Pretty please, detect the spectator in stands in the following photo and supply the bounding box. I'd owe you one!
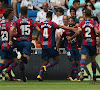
[67,0,83,18]
[68,7,79,23]
[50,0,67,15]
[36,2,54,24]
[90,0,97,6]
[84,1,97,16]
[31,0,50,11]
[52,7,64,40]
[21,0,33,10]
[0,1,5,20]
[79,16,85,23]
[66,0,85,10]
[82,7,86,18]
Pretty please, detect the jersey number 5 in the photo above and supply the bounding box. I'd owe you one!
[20,25,30,35]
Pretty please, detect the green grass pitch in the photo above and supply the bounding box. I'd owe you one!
[0,80,100,90]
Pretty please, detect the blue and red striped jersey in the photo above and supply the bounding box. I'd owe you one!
[0,20,12,50]
[13,17,37,41]
[39,20,59,49]
[78,19,98,46]
[61,27,78,50]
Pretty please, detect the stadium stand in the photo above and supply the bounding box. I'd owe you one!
[27,10,39,21]
[17,3,21,15]
[8,0,12,7]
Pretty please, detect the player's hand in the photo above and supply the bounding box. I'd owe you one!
[67,36,72,41]
[9,41,13,46]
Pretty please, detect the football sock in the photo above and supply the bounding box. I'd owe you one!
[80,59,86,71]
[39,63,47,77]
[92,61,96,76]
[46,60,58,69]
[3,60,13,69]
[7,61,18,72]
[0,63,4,73]
[19,61,25,77]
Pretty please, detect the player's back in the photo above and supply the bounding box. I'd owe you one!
[13,17,36,41]
[0,19,12,50]
[39,20,59,49]
[79,19,98,46]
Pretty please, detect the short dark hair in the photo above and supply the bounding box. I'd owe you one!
[85,9,92,17]
[3,9,13,19]
[55,7,64,15]
[21,6,28,15]
[70,7,76,13]
[46,11,53,18]
[73,0,80,4]
[68,17,75,22]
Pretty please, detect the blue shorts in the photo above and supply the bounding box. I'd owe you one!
[1,48,17,60]
[41,47,59,60]
[14,41,32,56]
[66,49,80,61]
[80,45,97,56]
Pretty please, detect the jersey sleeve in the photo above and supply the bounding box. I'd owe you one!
[53,22,59,28]
[12,20,17,28]
[94,21,98,28]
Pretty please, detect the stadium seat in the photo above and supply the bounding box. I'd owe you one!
[27,10,39,21]
[8,0,12,7]
[17,3,21,15]
[36,44,41,48]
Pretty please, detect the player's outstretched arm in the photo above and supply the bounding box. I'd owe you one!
[9,26,16,45]
[57,37,62,54]
[94,28,100,35]
[59,25,76,32]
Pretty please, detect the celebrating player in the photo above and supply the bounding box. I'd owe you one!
[0,9,18,79]
[57,16,80,81]
[67,9,100,81]
[9,6,40,82]
[37,11,77,81]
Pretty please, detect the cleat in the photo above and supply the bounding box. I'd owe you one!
[37,75,43,81]
[93,75,96,81]
[77,79,81,81]
[80,71,84,81]
[42,66,47,75]
[10,77,18,81]
[22,76,27,82]
[2,71,10,79]
[69,77,74,81]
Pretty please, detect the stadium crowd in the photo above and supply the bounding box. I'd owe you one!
[0,0,100,82]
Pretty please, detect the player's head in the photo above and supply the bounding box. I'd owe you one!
[21,6,28,16]
[63,16,68,26]
[70,7,76,17]
[46,11,53,20]
[3,8,13,20]
[68,17,75,27]
[42,2,49,12]
[85,9,92,17]
[73,0,80,9]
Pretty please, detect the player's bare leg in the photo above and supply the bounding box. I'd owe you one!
[91,56,96,81]
[80,54,88,81]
